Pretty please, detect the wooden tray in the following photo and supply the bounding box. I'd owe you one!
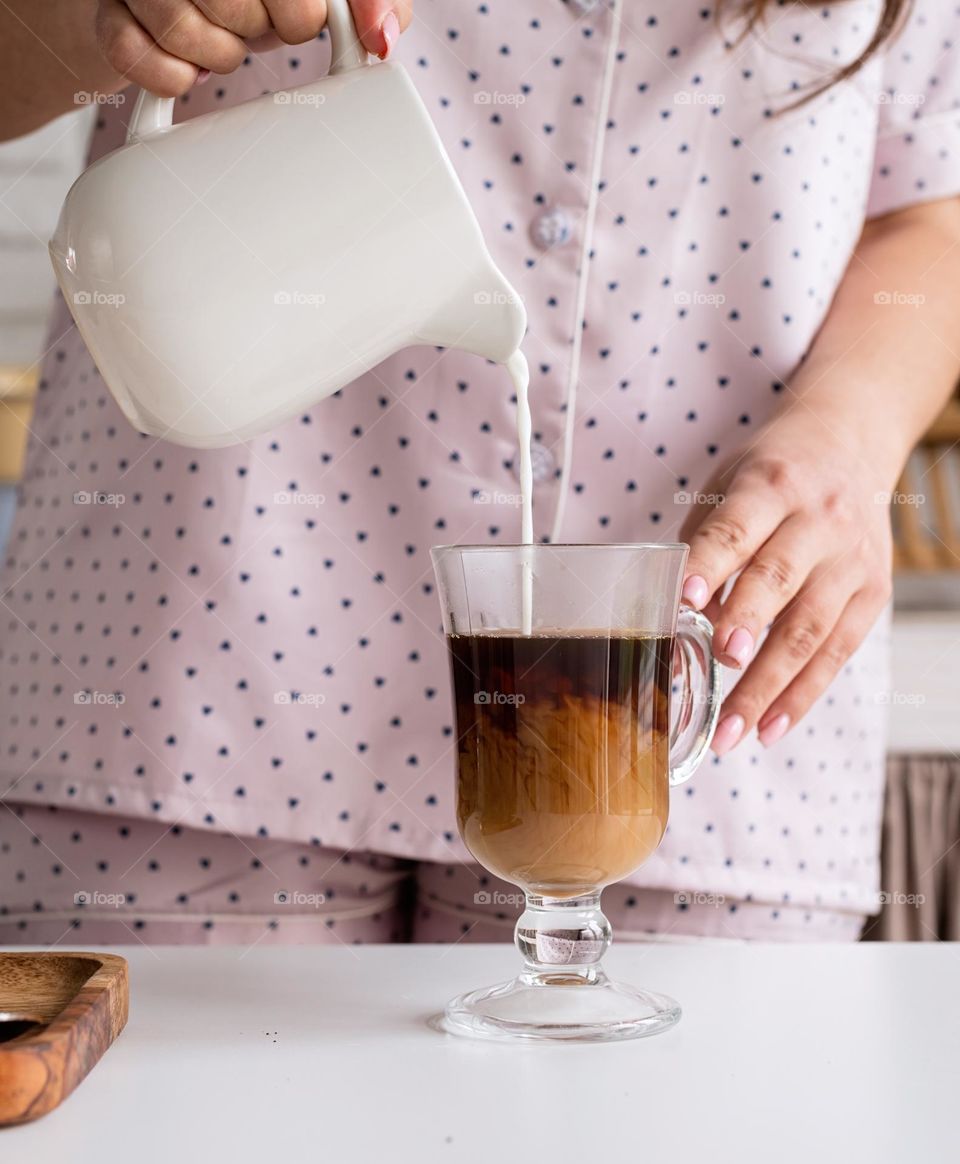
[0,952,128,1125]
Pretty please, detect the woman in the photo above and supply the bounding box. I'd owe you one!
[0,0,957,945]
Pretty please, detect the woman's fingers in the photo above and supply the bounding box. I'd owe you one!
[712,566,853,755]
[709,515,823,669]
[98,0,203,95]
[755,587,887,747]
[346,2,413,57]
[198,0,273,39]
[261,0,327,44]
[125,0,248,72]
[246,2,411,57]
[99,0,414,94]
[680,466,791,611]
[260,0,414,53]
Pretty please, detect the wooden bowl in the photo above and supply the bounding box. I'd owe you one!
[0,952,128,1125]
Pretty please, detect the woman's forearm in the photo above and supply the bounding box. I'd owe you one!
[783,197,960,488]
[681,195,960,751]
[0,0,123,141]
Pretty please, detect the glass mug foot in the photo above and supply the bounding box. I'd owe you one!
[438,976,681,1044]
[436,893,680,1044]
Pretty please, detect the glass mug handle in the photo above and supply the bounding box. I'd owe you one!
[669,607,723,787]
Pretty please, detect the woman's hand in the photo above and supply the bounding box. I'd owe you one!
[679,411,894,755]
[679,196,960,757]
[96,0,413,96]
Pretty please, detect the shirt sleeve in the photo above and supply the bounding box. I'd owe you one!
[867,0,960,218]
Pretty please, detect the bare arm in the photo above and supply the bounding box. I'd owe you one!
[0,0,124,141]
[790,197,960,477]
[680,196,960,752]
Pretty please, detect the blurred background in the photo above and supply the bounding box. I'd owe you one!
[1,109,958,940]
[0,109,90,547]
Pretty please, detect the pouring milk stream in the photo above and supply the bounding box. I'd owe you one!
[50,0,537,633]
[507,352,535,635]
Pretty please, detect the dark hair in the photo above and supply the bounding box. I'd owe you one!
[722,0,913,105]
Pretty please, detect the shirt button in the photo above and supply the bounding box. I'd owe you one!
[530,208,572,250]
[515,440,555,485]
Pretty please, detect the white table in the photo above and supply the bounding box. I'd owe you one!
[5,943,959,1163]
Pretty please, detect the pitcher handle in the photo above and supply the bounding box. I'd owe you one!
[125,0,369,144]
[326,0,370,74]
[669,607,722,787]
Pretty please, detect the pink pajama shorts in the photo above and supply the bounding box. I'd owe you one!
[0,803,865,945]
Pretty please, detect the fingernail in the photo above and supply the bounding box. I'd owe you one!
[681,575,709,610]
[719,626,754,669]
[712,713,745,756]
[758,712,790,748]
[196,68,211,85]
[378,11,400,59]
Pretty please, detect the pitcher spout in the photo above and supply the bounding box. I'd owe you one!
[417,260,527,363]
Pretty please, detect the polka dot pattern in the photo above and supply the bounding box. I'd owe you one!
[0,803,410,945]
[2,3,959,922]
[0,803,864,943]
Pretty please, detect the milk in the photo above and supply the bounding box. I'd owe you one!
[506,350,534,636]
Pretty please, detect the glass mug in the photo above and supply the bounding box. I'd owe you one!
[430,544,722,1042]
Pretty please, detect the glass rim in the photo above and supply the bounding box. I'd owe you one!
[431,542,688,553]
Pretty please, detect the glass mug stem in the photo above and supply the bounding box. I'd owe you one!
[516,893,611,986]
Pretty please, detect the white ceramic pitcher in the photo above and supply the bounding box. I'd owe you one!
[49,0,526,448]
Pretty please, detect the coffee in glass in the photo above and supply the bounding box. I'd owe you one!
[431,544,721,1042]
[450,630,671,897]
